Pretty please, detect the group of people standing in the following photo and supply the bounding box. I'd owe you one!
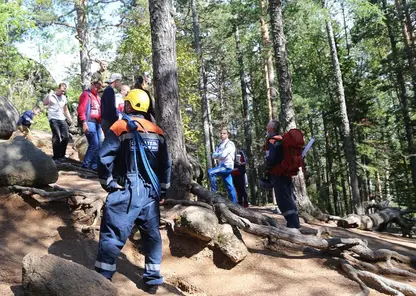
[208,120,300,229]
[15,59,300,293]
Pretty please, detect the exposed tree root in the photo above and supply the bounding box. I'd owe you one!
[191,182,278,227]
[341,261,416,296]
[187,182,416,295]
[10,185,105,226]
[56,163,97,177]
[161,199,213,210]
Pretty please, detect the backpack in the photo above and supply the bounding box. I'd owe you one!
[270,129,305,176]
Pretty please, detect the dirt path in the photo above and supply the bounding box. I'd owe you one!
[0,131,415,296]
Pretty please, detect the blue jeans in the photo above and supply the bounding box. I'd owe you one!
[208,164,237,203]
[83,122,101,170]
[271,175,300,228]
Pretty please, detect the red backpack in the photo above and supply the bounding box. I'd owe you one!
[270,129,305,176]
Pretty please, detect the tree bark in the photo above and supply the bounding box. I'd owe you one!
[149,0,193,199]
[191,0,214,172]
[335,126,350,215]
[268,0,296,130]
[269,0,322,217]
[75,0,91,90]
[394,0,416,107]
[337,208,404,230]
[235,25,258,205]
[309,116,323,208]
[260,0,277,121]
[322,112,335,213]
[324,4,362,215]
[382,0,416,199]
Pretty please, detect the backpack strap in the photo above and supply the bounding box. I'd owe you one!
[85,90,92,122]
[122,114,161,201]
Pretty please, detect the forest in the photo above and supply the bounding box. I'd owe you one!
[2,0,415,216]
[1,0,416,295]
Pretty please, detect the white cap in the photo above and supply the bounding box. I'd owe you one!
[106,73,122,83]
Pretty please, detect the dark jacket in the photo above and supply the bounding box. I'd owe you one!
[101,86,118,123]
[265,133,284,174]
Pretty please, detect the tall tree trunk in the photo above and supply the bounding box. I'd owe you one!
[75,0,91,90]
[340,0,350,57]
[334,126,349,215]
[382,0,416,199]
[260,0,277,120]
[394,0,416,107]
[323,113,336,214]
[324,5,362,215]
[335,127,350,215]
[269,0,296,130]
[309,116,323,203]
[235,25,258,205]
[191,0,214,171]
[149,0,193,199]
[269,0,321,218]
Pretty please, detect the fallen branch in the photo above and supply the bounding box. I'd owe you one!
[56,163,97,176]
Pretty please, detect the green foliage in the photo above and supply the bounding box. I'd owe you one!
[2,0,415,210]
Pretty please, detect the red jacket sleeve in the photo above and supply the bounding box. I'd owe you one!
[77,91,89,123]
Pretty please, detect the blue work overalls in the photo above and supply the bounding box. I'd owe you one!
[95,115,171,286]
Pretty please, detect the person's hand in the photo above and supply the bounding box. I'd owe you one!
[212,152,220,159]
[67,119,73,127]
[82,122,89,134]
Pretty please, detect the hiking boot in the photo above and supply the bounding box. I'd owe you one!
[144,284,159,294]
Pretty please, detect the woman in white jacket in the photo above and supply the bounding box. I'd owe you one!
[208,128,237,203]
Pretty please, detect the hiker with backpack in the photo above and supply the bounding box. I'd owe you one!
[232,150,249,207]
[208,128,238,203]
[264,120,301,228]
[77,79,103,171]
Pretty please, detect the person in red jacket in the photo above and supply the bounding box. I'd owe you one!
[77,79,103,171]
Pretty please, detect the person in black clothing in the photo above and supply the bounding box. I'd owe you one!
[134,74,155,123]
[232,150,249,208]
[101,73,122,136]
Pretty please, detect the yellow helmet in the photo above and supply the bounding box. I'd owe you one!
[124,89,150,113]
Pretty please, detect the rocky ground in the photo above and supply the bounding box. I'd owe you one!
[0,130,415,296]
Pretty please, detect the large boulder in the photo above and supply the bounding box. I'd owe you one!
[174,206,219,241]
[0,97,19,140]
[0,137,58,186]
[22,253,117,296]
[215,224,248,263]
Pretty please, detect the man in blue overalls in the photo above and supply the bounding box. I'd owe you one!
[95,89,171,294]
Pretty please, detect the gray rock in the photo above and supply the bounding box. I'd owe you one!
[174,206,218,241]
[215,224,248,263]
[73,135,88,162]
[22,253,117,296]
[0,137,58,186]
[0,97,19,140]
